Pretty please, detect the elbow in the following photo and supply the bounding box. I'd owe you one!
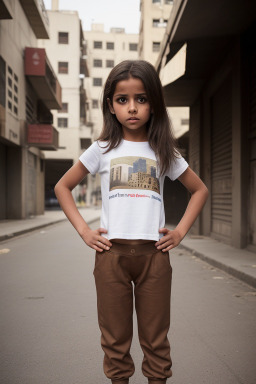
[203,184,209,202]
[54,181,61,198]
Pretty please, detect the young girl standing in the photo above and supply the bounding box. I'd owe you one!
[55,60,208,384]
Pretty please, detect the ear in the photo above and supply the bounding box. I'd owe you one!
[107,98,115,114]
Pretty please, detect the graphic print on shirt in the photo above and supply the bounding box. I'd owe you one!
[109,156,160,194]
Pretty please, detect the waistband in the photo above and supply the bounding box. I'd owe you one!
[108,241,160,256]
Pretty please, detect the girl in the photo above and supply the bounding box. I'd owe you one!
[55,60,208,384]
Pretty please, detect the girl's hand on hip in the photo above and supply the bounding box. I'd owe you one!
[155,228,182,252]
[81,227,112,252]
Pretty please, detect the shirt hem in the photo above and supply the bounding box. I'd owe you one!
[102,233,161,241]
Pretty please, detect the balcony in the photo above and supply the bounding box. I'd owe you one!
[20,0,49,38]
[27,124,59,151]
[25,47,62,110]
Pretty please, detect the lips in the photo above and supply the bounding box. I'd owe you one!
[127,117,139,120]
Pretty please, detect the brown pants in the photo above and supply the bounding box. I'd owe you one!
[93,241,172,384]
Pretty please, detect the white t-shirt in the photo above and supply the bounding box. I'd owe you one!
[79,139,188,241]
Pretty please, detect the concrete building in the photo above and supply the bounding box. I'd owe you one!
[156,0,256,252]
[84,24,139,205]
[138,0,190,225]
[85,23,139,139]
[0,0,61,219]
[38,1,91,206]
[138,0,189,139]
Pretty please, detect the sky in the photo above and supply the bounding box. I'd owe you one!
[43,0,141,34]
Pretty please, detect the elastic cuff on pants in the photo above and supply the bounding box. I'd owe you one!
[111,380,129,384]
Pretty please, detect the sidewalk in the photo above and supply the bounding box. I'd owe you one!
[169,228,256,289]
[0,207,101,242]
[0,211,255,288]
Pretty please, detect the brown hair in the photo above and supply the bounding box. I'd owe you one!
[96,60,179,176]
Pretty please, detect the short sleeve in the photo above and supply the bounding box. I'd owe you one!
[79,141,100,175]
[165,154,189,181]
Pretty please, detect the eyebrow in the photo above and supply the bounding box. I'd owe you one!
[114,93,147,97]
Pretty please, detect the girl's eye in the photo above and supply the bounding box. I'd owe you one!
[117,97,127,104]
[137,97,147,103]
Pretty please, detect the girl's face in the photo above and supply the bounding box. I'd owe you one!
[107,77,151,139]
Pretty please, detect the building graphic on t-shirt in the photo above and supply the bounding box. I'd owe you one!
[110,156,160,194]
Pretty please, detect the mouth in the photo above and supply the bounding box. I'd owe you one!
[127,117,139,121]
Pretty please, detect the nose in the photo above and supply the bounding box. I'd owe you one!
[128,100,137,113]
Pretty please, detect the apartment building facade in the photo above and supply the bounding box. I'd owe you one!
[84,24,139,205]
[38,3,91,206]
[0,0,61,219]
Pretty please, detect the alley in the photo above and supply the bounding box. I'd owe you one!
[0,219,255,384]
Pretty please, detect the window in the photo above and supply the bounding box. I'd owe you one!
[7,64,18,115]
[181,119,189,125]
[92,99,99,109]
[165,0,173,4]
[0,56,6,108]
[129,43,138,51]
[58,62,68,74]
[152,0,160,3]
[106,42,114,50]
[93,78,102,86]
[153,19,168,27]
[93,59,103,67]
[58,32,69,44]
[94,41,102,49]
[152,42,161,52]
[153,19,160,27]
[58,118,68,128]
[106,60,114,68]
[58,103,68,113]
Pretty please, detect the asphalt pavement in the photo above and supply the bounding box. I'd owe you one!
[0,219,255,384]
[0,207,255,288]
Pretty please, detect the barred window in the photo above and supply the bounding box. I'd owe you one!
[93,59,103,67]
[94,41,102,49]
[93,78,102,86]
[58,118,68,128]
[58,32,69,44]
[129,43,138,51]
[58,62,68,74]
[106,60,114,68]
[106,42,114,50]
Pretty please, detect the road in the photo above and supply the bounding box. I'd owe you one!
[0,219,255,384]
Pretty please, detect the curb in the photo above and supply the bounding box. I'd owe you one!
[178,243,256,289]
[0,216,100,243]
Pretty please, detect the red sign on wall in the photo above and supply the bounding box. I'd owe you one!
[25,48,46,76]
[27,124,53,144]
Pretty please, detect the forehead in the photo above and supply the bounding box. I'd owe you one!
[114,77,146,94]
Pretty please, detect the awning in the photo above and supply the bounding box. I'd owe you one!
[19,0,49,39]
[27,124,59,151]
[25,47,62,110]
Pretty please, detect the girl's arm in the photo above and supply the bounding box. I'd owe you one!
[54,161,112,252]
[156,167,209,252]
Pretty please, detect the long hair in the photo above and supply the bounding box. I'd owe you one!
[96,60,179,176]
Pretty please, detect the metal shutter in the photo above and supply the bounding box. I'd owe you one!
[211,76,232,241]
[248,50,256,248]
